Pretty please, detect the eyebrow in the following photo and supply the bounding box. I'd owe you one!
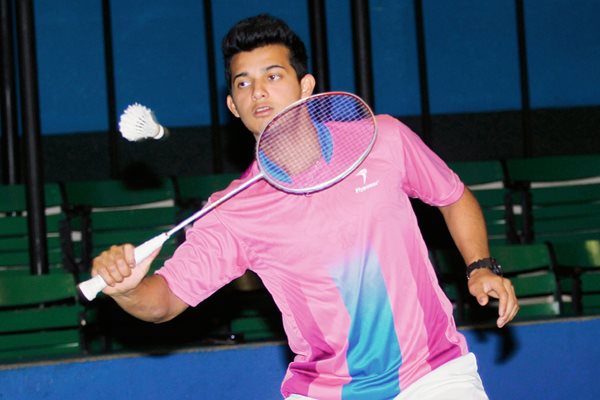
[232,64,286,83]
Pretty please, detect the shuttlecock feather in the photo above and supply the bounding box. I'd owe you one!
[119,103,166,141]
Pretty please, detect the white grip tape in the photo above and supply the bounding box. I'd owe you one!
[77,233,169,301]
[134,233,168,264]
[78,275,107,301]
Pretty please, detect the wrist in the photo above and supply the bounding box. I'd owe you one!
[110,279,145,302]
[466,257,503,279]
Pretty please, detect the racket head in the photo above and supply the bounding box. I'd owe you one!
[255,92,377,194]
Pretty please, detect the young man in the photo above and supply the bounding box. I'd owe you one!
[93,14,519,399]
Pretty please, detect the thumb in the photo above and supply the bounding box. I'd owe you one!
[470,282,490,306]
[477,293,489,306]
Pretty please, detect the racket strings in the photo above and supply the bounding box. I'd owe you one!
[258,94,375,191]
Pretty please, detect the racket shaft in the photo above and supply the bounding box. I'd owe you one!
[167,173,262,237]
[79,175,262,301]
[77,233,169,301]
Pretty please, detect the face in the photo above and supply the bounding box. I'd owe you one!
[226,44,315,140]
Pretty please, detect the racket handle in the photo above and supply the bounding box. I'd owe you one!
[78,275,107,301]
[78,233,169,301]
[134,233,169,264]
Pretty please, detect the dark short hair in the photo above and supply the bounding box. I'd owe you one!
[222,14,308,90]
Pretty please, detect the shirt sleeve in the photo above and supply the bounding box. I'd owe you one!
[155,209,249,307]
[380,115,464,206]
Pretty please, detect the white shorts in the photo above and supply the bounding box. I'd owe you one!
[394,353,488,400]
[285,353,488,400]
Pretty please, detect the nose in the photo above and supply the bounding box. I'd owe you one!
[251,81,267,101]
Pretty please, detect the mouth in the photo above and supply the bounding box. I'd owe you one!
[254,105,273,118]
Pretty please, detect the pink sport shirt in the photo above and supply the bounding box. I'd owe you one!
[157,115,468,399]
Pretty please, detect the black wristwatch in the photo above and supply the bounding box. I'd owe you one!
[466,257,503,279]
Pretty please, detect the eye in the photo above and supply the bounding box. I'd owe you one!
[268,73,281,81]
[237,80,251,88]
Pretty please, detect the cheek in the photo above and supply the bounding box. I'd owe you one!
[231,98,250,118]
[274,83,302,100]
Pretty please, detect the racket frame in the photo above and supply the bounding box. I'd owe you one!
[255,91,378,194]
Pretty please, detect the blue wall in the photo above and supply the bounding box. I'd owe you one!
[1,317,599,399]
[26,0,600,135]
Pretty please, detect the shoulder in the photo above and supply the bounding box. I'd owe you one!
[375,114,421,143]
[371,114,426,161]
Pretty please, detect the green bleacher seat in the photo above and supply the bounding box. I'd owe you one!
[551,240,600,316]
[506,154,600,243]
[0,270,90,364]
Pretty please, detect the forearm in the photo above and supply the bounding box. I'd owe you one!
[439,188,489,265]
[439,189,520,327]
[110,274,186,323]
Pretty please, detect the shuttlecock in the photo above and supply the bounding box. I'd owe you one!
[119,103,167,141]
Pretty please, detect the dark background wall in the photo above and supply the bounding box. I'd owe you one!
[1,0,600,182]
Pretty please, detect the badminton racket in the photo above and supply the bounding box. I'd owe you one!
[79,91,377,300]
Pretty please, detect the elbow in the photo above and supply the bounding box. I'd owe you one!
[126,275,183,324]
[146,296,182,324]
[128,303,173,324]
[148,307,174,324]
[153,309,180,324]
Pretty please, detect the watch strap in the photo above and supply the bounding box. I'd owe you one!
[466,257,503,279]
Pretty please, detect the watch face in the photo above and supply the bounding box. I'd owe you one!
[488,258,503,276]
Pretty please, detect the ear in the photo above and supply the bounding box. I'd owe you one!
[226,95,240,118]
[300,74,316,98]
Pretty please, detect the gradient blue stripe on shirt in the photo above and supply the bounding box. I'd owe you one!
[331,252,402,399]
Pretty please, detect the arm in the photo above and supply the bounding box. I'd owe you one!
[92,244,188,323]
[438,188,519,328]
[438,188,489,265]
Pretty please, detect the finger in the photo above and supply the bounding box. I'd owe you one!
[93,254,117,286]
[505,304,518,325]
[497,280,519,327]
[115,255,133,279]
[496,282,509,318]
[504,284,520,323]
[510,301,520,322]
[470,287,489,306]
[114,244,135,277]
[105,258,124,283]
[122,243,136,267]
[96,245,130,285]
[469,281,490,306]
[507,284,519,321]
[493,282,510,327]
[478,293,490,306]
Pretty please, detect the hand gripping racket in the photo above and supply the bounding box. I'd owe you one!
[78,91,377,300]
